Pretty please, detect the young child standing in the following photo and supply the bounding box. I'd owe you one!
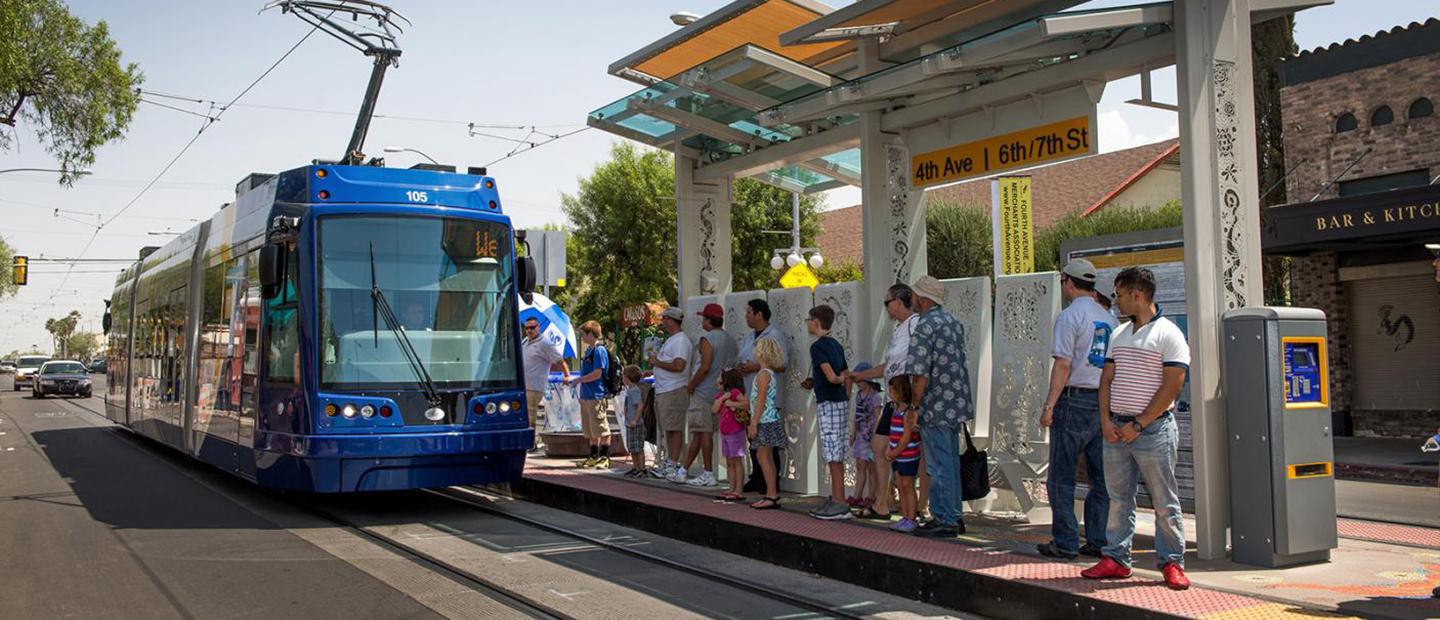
[886,375,922,533]
[712,368,749,501]
[848,362,882,510]
[621,365,648,477]
[803,305,851,521]
[748,338,787,510]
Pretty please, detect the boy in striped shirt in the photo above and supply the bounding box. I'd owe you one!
[1082,267,1192,591]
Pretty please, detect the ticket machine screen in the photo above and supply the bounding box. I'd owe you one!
[1282,340,1324,405]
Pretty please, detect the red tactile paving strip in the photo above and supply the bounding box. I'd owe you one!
[1337,517,1440,549]
[525,467,1302,618]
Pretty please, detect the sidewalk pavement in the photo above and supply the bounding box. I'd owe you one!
[1334,436,1439,487]
[523,454,1440,620]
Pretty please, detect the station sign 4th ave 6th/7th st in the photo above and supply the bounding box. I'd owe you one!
[911,116,1093,189]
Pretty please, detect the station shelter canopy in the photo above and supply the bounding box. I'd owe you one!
[587,0,1187,194]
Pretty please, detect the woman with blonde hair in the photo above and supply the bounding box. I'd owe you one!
[748,338,787,509]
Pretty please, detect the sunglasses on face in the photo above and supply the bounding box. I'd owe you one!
[881,297,896,308]
[525,324,539,331]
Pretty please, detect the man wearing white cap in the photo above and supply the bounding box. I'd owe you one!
[905,275,975,538]
[650,306,691,477]
[1036,259,1116,560]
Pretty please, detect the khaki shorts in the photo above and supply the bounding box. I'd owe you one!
[525,390,544,428]
[655,389,689,434]
[580,399,609,440]
[686,392,716,433]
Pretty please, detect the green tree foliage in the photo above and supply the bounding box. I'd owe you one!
[815,259,863,284]
[44,309,81,357]
[925,196,1184,280]
[1252,16,1298,305]
[65,331,100,361]
[0,0,143,185]
[925,195,993,280]
[0,236,17,300]
[558,143,825,341]
[730,178,823,292]
[1033,201,1184,272]
[560,143,677,335]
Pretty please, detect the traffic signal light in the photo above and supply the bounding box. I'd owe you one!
[12,256,26,286]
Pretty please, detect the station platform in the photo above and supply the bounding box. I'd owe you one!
[514,455,1440,620]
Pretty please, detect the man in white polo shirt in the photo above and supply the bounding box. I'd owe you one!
[1082,267,1191,591]
[649,307,692,478]
[1037,259,1115,560]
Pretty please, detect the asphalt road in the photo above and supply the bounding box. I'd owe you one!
[0,375,965,620]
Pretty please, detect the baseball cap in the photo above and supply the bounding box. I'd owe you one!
[698,303,724,320]
[660,306,684,322]
[1061,258,1098,283]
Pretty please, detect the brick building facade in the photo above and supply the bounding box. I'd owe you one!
[1269,19,1440,437]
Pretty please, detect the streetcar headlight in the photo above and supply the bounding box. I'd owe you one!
[485,402,497,415]
[498,401,511,413]
[424,407,446,421]
[360,404,375,419]
[342,404,357,419]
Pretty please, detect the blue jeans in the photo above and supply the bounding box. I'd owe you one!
[1046,390,1108,554]
[920,422,962,527]
[1101,413,1185,568]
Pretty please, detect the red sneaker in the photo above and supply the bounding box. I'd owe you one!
[1162,563,1190,590]
[1081,556,1132,580]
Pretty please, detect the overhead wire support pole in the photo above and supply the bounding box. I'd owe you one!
[264,0,409,165]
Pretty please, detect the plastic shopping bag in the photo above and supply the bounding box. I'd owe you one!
[543,377,582,432]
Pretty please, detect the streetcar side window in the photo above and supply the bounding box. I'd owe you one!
[265,243,301,384]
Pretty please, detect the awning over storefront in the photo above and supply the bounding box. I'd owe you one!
[1261,184,1440,255]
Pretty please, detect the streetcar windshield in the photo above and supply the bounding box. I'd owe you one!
[318,215,519,389]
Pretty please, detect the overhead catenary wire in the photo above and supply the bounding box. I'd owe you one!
[138,88,584,130]
[47,11,332,305]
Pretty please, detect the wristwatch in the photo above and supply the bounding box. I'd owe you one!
[1130,420,1144,433]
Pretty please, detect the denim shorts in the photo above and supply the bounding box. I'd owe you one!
[892,458,920,477]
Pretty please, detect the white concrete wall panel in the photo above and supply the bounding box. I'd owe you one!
[767,286,817,495]
[942,276,993,439]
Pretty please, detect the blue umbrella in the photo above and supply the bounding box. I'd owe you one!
[518,292,578,358]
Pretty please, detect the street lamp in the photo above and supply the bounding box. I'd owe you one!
[383,146,440,165]
[670,11,700,26]
[768,191,823,272]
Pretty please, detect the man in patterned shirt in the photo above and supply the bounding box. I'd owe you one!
[905,275,974,538]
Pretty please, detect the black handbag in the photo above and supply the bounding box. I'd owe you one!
[960,422,990,501]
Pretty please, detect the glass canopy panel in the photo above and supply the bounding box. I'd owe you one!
[765,1,1172,113]
[819,148,861,178]
[589,85,680,143]
[753,164,837,194]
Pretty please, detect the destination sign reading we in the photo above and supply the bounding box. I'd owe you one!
[911,116,1094,189]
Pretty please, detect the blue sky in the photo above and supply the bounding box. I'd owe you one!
[2,0,1437,353]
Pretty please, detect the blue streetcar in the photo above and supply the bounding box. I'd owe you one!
[103,164,535,492]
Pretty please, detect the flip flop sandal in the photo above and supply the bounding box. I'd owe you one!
[750,497,781,510]
[856,507,892,521]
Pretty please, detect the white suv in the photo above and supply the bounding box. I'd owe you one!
[13,356,51,391]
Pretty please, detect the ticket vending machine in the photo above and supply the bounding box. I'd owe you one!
[1222,307,1337,568]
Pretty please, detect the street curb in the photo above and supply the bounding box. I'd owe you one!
[1335,462,1438,487]
[514,473,1193,620]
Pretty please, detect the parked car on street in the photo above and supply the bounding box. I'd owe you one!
[32,360,93,399]
[13,356,51,391]
[89,359,107,374]
[0,361,15,374]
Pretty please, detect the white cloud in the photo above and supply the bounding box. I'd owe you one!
[1097,109,1179,153]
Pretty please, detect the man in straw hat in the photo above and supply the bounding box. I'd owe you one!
[904,275,975,538]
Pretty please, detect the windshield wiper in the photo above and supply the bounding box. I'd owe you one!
[369,243,443,407]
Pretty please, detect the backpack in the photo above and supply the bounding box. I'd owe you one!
[588,344,625,397]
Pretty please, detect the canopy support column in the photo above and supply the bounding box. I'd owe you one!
[859,40,926,363]
[1176,0,1266,561]
[676,152,731,303]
